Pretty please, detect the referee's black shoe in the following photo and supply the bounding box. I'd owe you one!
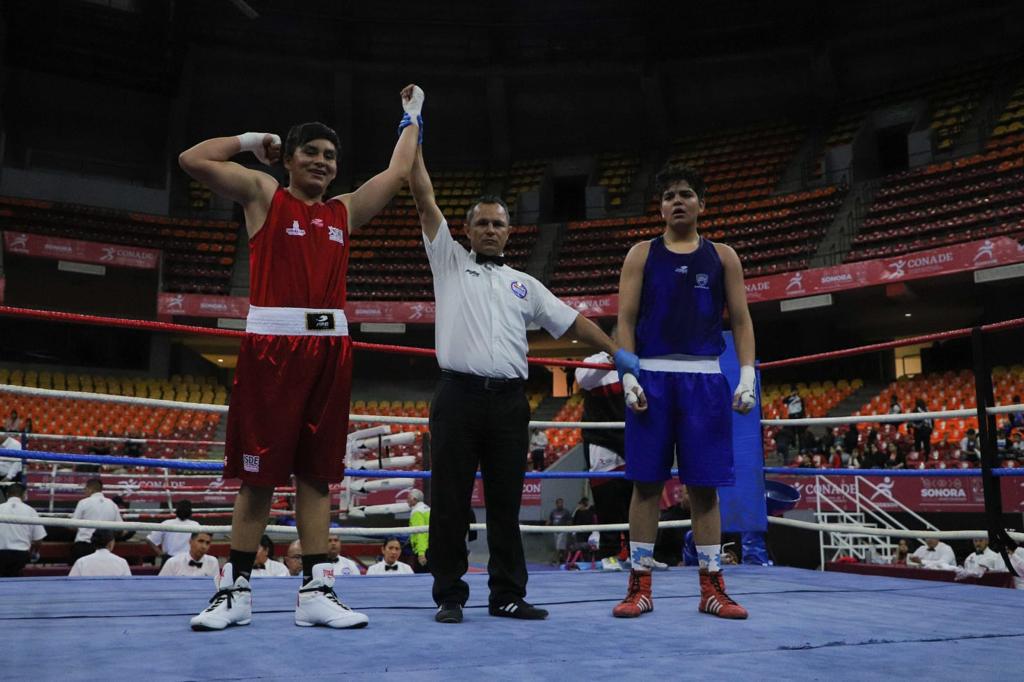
[488,599,548,620]
[435,602,463,623]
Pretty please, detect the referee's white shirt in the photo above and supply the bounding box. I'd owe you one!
[251,558,290,577]
[158,552,219,577]
[0,496,46,551]
[424,219,578,378]
[71,492,123,543]
[963,548,1006,573]
[366,560,414,575]
[148,518,200,557]
[69,548,131,577]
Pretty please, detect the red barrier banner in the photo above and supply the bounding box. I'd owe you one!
[770,474,1024,513]
[3,231,160,269]
[158,292,249,318]
[744,236,1024,303]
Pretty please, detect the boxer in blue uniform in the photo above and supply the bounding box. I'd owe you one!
[611,164,756,620]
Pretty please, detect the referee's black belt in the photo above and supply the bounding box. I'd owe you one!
[441,369,525,392]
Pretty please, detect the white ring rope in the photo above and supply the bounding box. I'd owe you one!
[767,516,1024,542]
[762,403,1024,427]
[0,514,691,537]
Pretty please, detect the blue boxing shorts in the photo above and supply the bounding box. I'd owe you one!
[624,356,735,487]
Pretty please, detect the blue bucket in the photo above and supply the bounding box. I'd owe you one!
[764,479,800,515]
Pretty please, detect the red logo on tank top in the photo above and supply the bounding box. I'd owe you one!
[285,220,306,237]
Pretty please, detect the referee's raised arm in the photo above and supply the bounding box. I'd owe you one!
[410,146,445,241]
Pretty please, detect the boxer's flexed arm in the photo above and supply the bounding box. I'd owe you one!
[179,133,279,238]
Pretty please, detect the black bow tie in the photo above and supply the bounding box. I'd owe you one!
[253,563,266,570]
[384,564,398,571]
[926,548,935,552]
[189,559,204,568]
[474,253,504,267]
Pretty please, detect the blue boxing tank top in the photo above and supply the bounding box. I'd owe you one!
[634,235,727,358]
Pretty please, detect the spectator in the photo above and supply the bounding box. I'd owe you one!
[159,532,219,577]
[828,446,845,469]
[864,443,887,469]
[22,418,33,436]
[847,447,862,469]
[865,428,879,450]
[1010,432,1024,460]
[884,443,905,469]
[960,429,981,463]
[773,426,794,463]
[547,497,573,565]
[529,428,548,472]
[842,425,859,455]
[955,538,1005,581]
[69,530,131,577]
[910,398,933,455]
[783,389,806,449]
[907,538,956,569]
[1009,395,1024,431]
[70,478,123,563]
[251,535,290,577]
[890,538,910,565]
[408,488,430,572]
[567,497,598,569]
[654,485,690,567]
[283,539,303,577]
[3,410,23,433]
[889,395,902,416]
[122,433,144,458]
[327,533,362,575]
[0,435,25,496]
[366,537,414,575]
[147,500,200,562]
[0,483,46,576]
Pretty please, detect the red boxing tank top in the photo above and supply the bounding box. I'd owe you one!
[248,187,351,308]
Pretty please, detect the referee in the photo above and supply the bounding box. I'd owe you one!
[409,146,638,624]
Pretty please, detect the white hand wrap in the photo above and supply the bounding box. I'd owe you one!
[236,132,280,165]
[734,364,756,409]
[622,373,645,409]
[403,86,425,118]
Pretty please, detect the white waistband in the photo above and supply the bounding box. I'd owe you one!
[246,305,349,336]
[639,355,721,374]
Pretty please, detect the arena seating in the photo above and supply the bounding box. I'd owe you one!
[986,76,1024,149]
[551,184,845,295]
[0,196,238,294]
[545,394,584,465]
[760,379,860,456]
[595,152,640,208]
[846,143,1024,261]
[505,159,547,218]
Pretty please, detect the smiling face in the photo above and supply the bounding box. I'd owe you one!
[464,202,510,257]
[659,180,705,234]
[284,138,337,199]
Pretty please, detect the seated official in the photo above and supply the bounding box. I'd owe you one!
[159,532,219,577]
[366,537,414,575]
[69,530,131,577]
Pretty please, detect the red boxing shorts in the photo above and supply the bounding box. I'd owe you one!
[224,306,354,486]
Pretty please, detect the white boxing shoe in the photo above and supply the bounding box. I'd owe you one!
[190,562,252,631]
[295,563,369,629]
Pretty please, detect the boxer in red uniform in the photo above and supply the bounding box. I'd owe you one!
[179,84,424,631]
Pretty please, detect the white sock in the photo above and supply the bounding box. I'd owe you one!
[629,542,655,572]
[696,544,722,573]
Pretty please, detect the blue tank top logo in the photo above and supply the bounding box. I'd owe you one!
[635,236,727,358]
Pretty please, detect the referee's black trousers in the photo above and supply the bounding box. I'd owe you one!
[428,374,530,607]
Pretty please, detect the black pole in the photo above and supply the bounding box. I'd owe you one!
[970,327,1017,569]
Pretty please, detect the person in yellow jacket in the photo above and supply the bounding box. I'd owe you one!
[409,488,431,572]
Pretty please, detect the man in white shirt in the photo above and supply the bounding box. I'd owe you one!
[1011,546,1024,589]
[0,436,25,498]
[159,532,219,577]
[327,533,362,575]
[250,534,290,577]
[147,500,200,561]
[907,538,956,569]
[956,537,1007,580]
[529,429,549,472]
[69,530,131,577]
[283,539,303,577]
[409,147,628,625]
[366,537,414,575]
[0,483,46,576]
[70,478,123,563]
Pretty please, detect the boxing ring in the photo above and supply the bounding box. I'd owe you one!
[2,305,1024,680]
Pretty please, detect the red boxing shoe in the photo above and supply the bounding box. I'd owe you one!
[612,570,653,618]
[698,570,748,620]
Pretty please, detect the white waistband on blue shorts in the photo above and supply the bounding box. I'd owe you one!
[639,354,721,374]
[245,305,349,336]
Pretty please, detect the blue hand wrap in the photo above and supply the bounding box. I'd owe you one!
[613,348,641,384]
[398,113,424,144]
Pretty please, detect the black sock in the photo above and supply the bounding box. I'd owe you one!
[229,549,257,582]
[303,554,328,583]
